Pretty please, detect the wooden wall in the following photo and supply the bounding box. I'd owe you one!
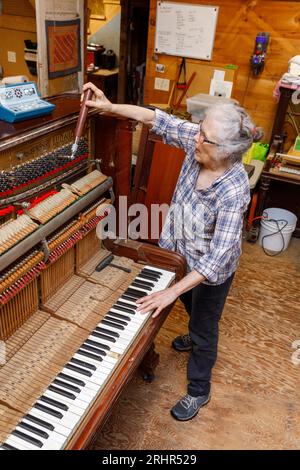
[88,0,120,37]
[144,0,300,141]
[0,1,37,82]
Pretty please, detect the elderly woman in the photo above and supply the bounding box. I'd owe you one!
[83,83,263,421]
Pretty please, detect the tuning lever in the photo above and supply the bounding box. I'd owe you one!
[75,88,93,139]
[95,253,114,272]
[70,88,93,159]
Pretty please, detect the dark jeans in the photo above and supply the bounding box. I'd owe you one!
[180,273,235,397]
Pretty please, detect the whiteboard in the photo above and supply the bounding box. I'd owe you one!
[154,1,219,60]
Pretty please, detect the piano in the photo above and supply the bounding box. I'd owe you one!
[0,96,186,450]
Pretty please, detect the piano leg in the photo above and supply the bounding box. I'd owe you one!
[139,342,159,382]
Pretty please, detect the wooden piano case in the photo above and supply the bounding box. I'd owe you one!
[0,97,186,450]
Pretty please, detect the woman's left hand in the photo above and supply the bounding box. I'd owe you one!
[136,288,178,318]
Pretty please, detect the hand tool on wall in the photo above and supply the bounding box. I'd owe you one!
[173,71,196,110]
[176,58,187,89]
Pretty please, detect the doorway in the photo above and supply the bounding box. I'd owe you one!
[118,0,150,104]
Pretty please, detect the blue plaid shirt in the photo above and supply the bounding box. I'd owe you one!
[151,109,250,286]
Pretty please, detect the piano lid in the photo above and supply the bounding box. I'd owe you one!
[0,94,98,153]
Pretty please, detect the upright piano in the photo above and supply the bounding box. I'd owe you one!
[0,95,185,450]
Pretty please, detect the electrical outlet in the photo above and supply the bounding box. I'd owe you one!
[154,77,170,91]
[7,51,16,63]
[161,78,170,91]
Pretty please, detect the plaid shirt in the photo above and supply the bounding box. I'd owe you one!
[151,109,250,285]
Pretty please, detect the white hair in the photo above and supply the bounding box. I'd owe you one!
[204,102,264,164]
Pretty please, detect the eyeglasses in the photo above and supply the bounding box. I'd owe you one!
[198,129,221,147]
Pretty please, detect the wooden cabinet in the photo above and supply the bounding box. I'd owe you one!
[255,83,300,238]
[87,68,119,102]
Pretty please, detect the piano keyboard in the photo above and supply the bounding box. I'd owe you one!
[0,265,175,450]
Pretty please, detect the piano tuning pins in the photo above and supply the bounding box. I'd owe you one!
[0,139,89,195]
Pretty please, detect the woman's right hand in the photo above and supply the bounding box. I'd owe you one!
[82,82,114,114]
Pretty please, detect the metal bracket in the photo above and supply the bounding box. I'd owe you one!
[41,239,50,263]
[109,188,115,204]
[14,201,31,217]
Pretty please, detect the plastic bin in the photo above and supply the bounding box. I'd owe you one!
[186,93,236,123]
[258,207,297,253]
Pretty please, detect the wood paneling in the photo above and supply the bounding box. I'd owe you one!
[2,0,35,17]
[144,0,300,140]
[0,23,37,82]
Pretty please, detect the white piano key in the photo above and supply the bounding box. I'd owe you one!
[109,307,144,326]
[104,316,139,333]
[35,399,81,429]
[92,327,130,345]
[6,435,38,451]
[71,356,115,377]
[26,408,72,438]
[21,416,67,448]
[43,389,88,413]
[61,367,105,389]
[75,351,118,369]
[53,379,96,400]
[81,344,119,365]
[87,334,125,354]
[73,353,117,374]
[58,370,100,392]
[96,323,133,341]
[15,424,66,450]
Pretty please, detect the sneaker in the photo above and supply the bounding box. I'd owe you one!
[172,334,192,351]
[170,393,211,421]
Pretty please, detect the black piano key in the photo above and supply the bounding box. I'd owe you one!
[85,338,110,350]
[131,281,152,291]
[48,385,77,400]
[114,301,137,312]
[105,315,128,326]
[132,279,155,288]
[121,294,138,303]
[106,311,131,322]
[101,319,125,330]
[1,443,18,450]
[12,429,43,448]
[24,414,54,432]
[18,421,49,439]
[140,270,160,279]
[70,357,96,371]
[95,326,119,338]
[125,287,147,297]
[58,372,85,387]
[138,272,159,281]
[81,343,106,356]
[65,363,92,377]
[91,331,116,343]
[34,403,63,419]
[141,267,162,277]
[77,348,103,362]
[40,396,69,412]
[53,379,81,394]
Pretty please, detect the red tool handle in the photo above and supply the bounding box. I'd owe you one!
[74,88,93,139]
